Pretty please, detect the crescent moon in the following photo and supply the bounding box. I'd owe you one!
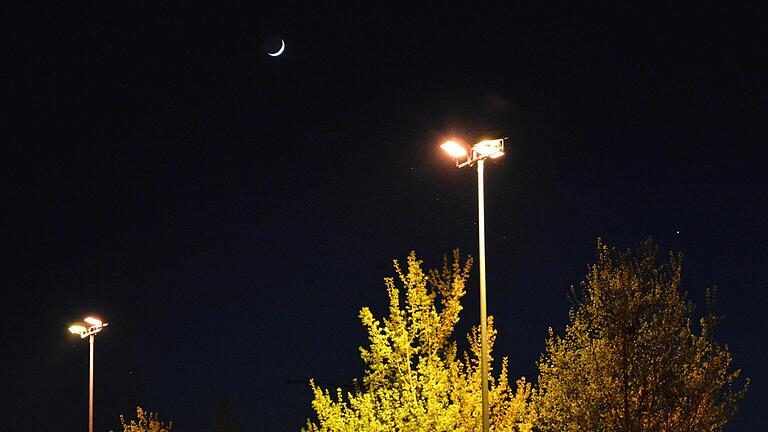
[268,39,285,57]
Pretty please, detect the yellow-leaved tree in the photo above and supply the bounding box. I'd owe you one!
[303,250,533,432]
[119,406,172,432]
[533,239,749,432]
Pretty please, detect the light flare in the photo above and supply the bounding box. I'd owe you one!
[69,325,86,334]
[441,140,469,158]
[84,317,102,326]
[473,139,504,158]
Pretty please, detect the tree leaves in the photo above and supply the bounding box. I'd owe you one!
[534,239,749,432]
[119,406,172,432]
[304,251,533,432]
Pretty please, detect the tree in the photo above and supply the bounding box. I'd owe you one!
[303,250,533,432]
[119,406,172,432]
[533,239,749,432]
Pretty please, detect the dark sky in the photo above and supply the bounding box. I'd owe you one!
[6,3,766,431]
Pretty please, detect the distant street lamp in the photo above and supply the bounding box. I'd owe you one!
[440,138,505,432]
[69,316,108,432]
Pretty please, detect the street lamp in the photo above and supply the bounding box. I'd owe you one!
[440,137,505,432]
[69,316,108,432]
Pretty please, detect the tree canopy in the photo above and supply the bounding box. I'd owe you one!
[303,250,533,432]
[534,239,749,432]
[119,406,172,432]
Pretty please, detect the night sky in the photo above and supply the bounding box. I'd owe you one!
[7,3,766,431]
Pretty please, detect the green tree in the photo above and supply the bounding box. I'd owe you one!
[533,239,749,432]
[119,406,172,432]
[304,250,533,432]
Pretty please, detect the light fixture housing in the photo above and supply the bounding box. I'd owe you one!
[69,325,87,335]
[68,316,108,338]
[440,140,469,158]
[84,317,102,326]
[441,137,506,168]
[473,139,504,159]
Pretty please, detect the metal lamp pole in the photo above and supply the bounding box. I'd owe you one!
[477,158,490,432]
[69,317,108,432]
[89,334,94,432]
[440,138,505,432]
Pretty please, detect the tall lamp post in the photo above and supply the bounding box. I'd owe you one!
[69,316,108,432]
[440,138,505,432]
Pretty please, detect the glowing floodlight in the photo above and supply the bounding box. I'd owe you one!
[84,317,102,326]
[441,140,469,158]
[69,325,87,334]
[473,139,504,159]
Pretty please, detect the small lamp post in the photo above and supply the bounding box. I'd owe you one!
[69,316,108,432]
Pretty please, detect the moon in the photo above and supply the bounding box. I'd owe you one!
[268,39,285,57]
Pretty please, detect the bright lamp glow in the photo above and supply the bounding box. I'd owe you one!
[69,325,86,334]
[84,317,102,326]
[473,139,504,158]
[441,141,469,158]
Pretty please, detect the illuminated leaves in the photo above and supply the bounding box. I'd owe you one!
[119,406,172,432]
[304,250,533,432]
[533,239,749,432]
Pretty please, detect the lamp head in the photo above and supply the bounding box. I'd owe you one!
[68,315,108,338]
[440,140,469,159]
[84,317,102,327]
[69,325,86,335]
[473,139,504,159]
